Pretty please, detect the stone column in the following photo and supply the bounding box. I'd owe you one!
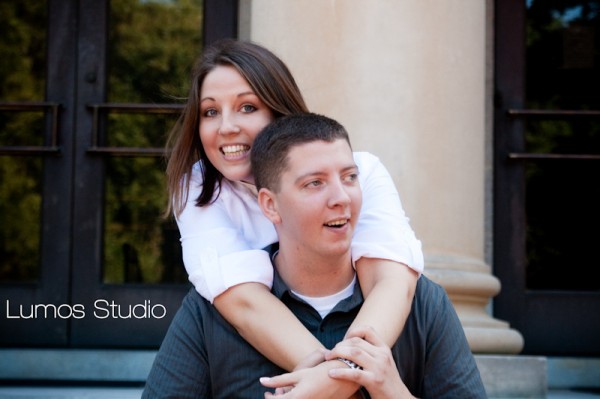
[241,0,523,354]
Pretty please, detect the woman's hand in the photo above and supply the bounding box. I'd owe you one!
[326,326,415,399]
[263,348,328,396]
[260,358,360,399]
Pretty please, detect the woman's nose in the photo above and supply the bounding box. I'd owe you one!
[218,112,241,135]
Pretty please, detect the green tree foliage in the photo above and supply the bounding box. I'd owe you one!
[103,0,202,283]
[1,0,201,284]
[0,1,46,281]
[0,1,46,101]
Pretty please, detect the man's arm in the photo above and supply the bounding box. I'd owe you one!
[420,278,487,398]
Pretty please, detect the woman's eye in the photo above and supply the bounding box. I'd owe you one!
[241,104,257,113]
[203,108,217,117]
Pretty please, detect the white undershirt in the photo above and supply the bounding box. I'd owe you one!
[291,274,357,318]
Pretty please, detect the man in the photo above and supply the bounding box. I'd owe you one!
[143,113,486,398]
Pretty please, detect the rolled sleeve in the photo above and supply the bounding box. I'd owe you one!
[177,167,277,303]
[188,248,274,303]
[352,152,424,274]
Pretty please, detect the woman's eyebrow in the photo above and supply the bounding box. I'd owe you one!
[200,91,256,103]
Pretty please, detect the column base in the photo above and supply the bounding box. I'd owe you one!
[425,258,525,354]
[466,326,525,354]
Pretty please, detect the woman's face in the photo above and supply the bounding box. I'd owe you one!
[199,65,275,184]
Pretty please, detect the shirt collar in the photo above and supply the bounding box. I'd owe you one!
[266,243,364,311]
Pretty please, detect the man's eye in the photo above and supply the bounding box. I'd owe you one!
[344,173,358,183]
[307,180,322,187]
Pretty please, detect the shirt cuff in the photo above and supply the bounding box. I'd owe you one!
[188,249,274,303]
[351,233,424,275]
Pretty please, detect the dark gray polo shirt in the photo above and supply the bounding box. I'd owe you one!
[143,260,486,398]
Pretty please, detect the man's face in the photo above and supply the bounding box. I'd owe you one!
[267,139,362,259]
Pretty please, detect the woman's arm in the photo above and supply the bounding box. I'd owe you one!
[177,175,278,303]
[213,282,324,371]
[350,258,418,346]
[260,361,362,399]
[351,152,423,276]
[349,152,423,345]
[215,283,365,398]
[256,261,416,397]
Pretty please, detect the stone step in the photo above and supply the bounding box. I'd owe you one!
[0,386,143,399]
[0,351,598,398]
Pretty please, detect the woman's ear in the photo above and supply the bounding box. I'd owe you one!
[257,188,282,224]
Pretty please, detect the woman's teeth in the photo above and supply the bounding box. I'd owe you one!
[221,145,250,156]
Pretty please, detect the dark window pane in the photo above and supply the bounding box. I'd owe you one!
[0,1,47,283]
[526,1,600,109]
[525,160,600,290]
[103,155,186,284]
[525,1,600,290]
[103,0,203,284]
[0,1,47,101]
[0,157,42,282]
[108,0,203,103]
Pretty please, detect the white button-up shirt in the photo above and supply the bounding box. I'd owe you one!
[177,151,423,303]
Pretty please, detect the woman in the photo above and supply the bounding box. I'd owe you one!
[165,39,423,396]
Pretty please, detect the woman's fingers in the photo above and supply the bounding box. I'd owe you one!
[345,325,385,346]
[260,374,297,389]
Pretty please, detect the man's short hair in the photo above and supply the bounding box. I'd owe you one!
[251,113,351,192]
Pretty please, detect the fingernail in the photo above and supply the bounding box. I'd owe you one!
[259,377,271,383]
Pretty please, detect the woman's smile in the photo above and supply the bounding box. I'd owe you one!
[199,65,274,183]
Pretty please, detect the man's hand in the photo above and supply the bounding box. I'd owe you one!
[326,326,416,399]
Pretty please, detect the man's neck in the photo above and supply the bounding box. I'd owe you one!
[273,246,355,297]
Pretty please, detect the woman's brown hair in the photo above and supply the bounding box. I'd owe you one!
[165,39,309,217]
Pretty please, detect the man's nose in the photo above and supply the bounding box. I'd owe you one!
[328,180,352,208]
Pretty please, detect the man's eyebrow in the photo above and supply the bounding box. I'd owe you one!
[341,164,359,173]
[293,164,358,184]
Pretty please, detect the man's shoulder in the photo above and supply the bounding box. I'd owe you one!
[181,287,216,314]
[179,288,241,336]
[411,275,453,319]
[415,275,446,300]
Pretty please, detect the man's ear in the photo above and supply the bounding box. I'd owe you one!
[257,188,282,224]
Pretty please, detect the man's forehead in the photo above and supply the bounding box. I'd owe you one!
[285,139,354,175]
